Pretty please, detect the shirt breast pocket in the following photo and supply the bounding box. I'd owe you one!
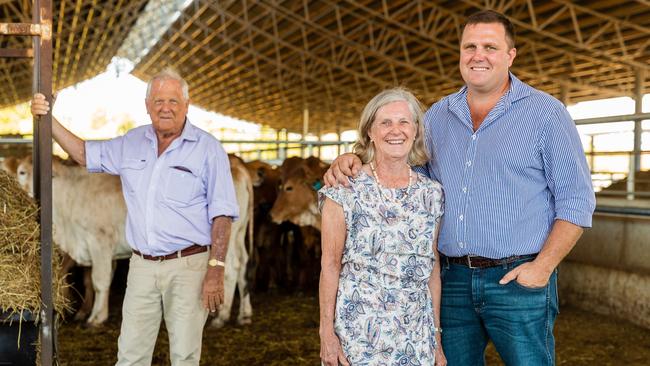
[120,159,147,193]
[164,166,202,205]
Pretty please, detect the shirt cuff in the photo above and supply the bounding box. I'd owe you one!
[556,210,593,228]
[85,140,103,173]
[209,202,240,223]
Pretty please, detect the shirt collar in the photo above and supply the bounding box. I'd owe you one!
[448,72,531,110]
[144,118,198,143]
[504,72,531,105]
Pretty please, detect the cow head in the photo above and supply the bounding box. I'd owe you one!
[10,155,77,197]
[1,156,19,176]
[15,156,33,195]
[245,160,276,187]
[270,165,323,230]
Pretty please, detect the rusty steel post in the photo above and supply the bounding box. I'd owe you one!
[32,0,55,364]
[0,0,54,363]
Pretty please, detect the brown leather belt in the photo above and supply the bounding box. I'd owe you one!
[444,254,536,269]
[133,244,208,261]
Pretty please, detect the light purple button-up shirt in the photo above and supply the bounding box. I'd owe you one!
[86,119,239,256]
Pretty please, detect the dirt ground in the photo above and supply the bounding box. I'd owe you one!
[56,285,650,365]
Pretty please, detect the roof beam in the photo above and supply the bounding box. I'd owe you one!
[342,0,629,96]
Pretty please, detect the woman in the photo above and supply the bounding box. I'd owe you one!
[319,88,446,366]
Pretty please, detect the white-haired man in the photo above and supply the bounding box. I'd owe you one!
[31,69,239,365]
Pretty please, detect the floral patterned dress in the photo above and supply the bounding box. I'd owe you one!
[319,169,444,366]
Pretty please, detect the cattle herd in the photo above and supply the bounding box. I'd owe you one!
[1,154,328,328]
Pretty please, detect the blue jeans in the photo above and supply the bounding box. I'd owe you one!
[440,256,559,366]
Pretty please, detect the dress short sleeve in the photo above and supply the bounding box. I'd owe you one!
[318,183,355,230]
[318,184,352,212]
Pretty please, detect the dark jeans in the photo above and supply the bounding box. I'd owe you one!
[440,256,559,366]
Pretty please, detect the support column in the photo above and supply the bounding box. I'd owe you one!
[560,83,570,106]
[633,69,644,173]
[0,16,54,362]
[316,120,321,158]
[302,107,309,158]
[629,69,645,199]
[33,0,54,364]
[280,129,287,161]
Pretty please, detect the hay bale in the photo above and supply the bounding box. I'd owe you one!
[0,169,69,320]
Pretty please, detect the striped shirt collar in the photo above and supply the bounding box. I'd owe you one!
[447,72,532,130]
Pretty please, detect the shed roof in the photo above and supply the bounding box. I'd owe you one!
[132,0,650,133]
[0,0,149,109]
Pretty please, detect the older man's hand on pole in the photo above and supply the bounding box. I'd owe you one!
[323,153,362,188]
[30,93,50,116]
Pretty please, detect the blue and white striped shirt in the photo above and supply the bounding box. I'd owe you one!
[422,73,595,259]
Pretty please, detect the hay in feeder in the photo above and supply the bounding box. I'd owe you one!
[0,169,69,320]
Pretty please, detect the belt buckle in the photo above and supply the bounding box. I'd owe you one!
[466,255,477,269]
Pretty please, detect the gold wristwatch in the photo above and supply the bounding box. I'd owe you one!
[208,258,225,267]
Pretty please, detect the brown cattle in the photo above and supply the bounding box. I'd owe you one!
[244,160,296,292]
[271,157,327,230]
[244,160,277,188]
[269,156,328,289]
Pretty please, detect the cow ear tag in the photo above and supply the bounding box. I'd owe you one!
[312,180,323,191]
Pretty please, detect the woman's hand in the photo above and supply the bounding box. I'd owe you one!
[320,331,350,366]
[434,344,447,366]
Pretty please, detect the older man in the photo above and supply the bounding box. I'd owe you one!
[325,10,595,366]
[31,69,239,366]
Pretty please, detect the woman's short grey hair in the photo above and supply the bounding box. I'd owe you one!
[146,68,190,101]
[353,87,429,166]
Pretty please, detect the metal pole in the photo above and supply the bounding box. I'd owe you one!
[302,107,309,158]
[316,121,321,158]
[633,68,644,173]
[574,112,650,125]
[282,129,288,160]
[628,69,644,199]
[627,155,635,200]
[275,130,281,160]
[32,0,54,364]
[560,83,569,106]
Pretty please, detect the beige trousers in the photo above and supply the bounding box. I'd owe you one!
[115,251,209,366]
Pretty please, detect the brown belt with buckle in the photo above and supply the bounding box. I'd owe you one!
[133,244,208,261]
[444,254,536,269]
